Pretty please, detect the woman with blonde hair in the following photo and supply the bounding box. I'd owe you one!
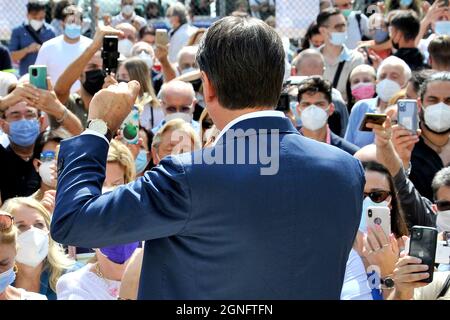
[0,211,47,300]
[1,197,76,300]
[115,57,164,132]
[56,140,140,300]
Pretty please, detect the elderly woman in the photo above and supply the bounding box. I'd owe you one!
[345,56,412,148]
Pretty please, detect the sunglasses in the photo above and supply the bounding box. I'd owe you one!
[364,190,391,203]
[436,200,450,212]
[0,213,13,231]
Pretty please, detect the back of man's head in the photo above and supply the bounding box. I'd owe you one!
[293,49,325,76]
[429,35,450,71]
[316,8,342,28]
[390,11,420,43]
[196,16,285,110]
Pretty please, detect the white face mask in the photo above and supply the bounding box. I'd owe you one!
[16,227,49,268]
[137,51,154,69]
[300,105,329,131]
[29,19,44,31]
[165,112,193,123]
[118,39,134,57]
[437,210,450,232]
[122,4,135,16]
[330,31,347,46]
[181,67,198,75]
[38,160,57,188]
[424,102,450,133]
[376,78,402,102]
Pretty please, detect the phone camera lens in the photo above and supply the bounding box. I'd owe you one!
[368,209,372,218]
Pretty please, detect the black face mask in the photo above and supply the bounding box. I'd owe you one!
[82,69,105,96]
[191,79,202,92]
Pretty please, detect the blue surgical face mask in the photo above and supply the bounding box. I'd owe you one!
[9,119,40,147]
[0,267,16,293]
[330,31,347,46]
[400,0,413,7]
[374,29,389,43]
[359,196,389,233]
[135,150,149,174]
[64,23,81,39]
[435,21,450,36]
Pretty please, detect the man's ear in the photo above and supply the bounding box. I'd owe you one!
[0,119,9,134]
[201,71,216,104]
[432,204,438,214]
[33,159,40,173]
[417,97,423,113]
[39,114,46,132]
[329,103,335,116]
[296,102,301,116]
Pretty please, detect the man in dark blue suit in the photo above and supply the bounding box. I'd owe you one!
[51,16,365,299]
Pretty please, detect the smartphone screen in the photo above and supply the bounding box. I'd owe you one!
[155,29,169,46]
[409,226,438,283]
[102,36,119,74]
[359,113,387,132]
[397,99,419,133]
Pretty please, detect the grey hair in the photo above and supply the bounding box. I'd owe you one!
[432,167,450,200]
[167,2,188,25]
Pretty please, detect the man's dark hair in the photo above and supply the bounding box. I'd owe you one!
[196,16,285,110]
[409,69,435,96]
[61,5,82,22]
[53,0,72,20]
[316,8,342,28]
[432,167,450,200]
[429,35,450,70]
[32,131,63,161]
[390,11,420,42]
[139,25,156,39]
[420,71,450,102]
[297,76,332,104]
[27,1,46,13]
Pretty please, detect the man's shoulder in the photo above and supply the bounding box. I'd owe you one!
[11,24,25,34]
[40,35,63,49]
[330,132,360,155]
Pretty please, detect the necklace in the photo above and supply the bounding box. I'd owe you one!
[93,263,120,298]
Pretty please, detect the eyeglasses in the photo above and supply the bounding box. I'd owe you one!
[0,213,13,231]
[436,200,450,212]
[364,190,391,203]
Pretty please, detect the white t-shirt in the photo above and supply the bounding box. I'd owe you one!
[341,249,373,300]
[140,104,165,131]
[168,24,198,64]
[418,33,436,64]
[16,288,47,300]
[56,263,121,300]
[0,71,17,96]
[345,12,370,50]
[35,35,93,93]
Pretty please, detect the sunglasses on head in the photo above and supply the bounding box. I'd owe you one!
[436,200,450,212]
[364,190,391,203]
[0,213,13,231]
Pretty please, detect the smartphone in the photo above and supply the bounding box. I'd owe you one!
[120,106,140,145]
[397,99,419,133]
[409,226,438,283]
[102,35,119,74]
[367,206,391,237]
[359,113,387,132]
[29,65,48,90]
[155,29,169,46]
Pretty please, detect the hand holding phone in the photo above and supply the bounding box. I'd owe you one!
[367,206,391,237]
[359,113,387,132]
[397,99,419,133]
[409,226,438,283]
[102,35,119,74]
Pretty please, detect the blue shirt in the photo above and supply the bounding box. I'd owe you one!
[9,23,56,76]
[344,97,379,148]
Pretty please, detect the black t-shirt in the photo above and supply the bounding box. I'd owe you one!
[0,144,40,203]
[0,44,12,71]
[394,48,427,71]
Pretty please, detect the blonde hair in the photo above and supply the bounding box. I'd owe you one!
[122,57,159,108]
[152,119,201,151]
[107,140,136,184]
[1,197,74,292]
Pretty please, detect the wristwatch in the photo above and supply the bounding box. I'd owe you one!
[87,119,113,142]
[381,276,395,289]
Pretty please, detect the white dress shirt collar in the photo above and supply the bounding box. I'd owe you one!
[213,110,285,146]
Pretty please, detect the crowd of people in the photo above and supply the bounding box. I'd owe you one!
[0,0,449,300]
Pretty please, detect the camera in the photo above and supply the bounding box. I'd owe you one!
[368,209,372,218]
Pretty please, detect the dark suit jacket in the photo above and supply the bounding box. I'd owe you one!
[52,116,365,299]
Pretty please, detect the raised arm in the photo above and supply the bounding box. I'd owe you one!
[51,81,191,248]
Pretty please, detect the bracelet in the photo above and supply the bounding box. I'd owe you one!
[56,107,68,124]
